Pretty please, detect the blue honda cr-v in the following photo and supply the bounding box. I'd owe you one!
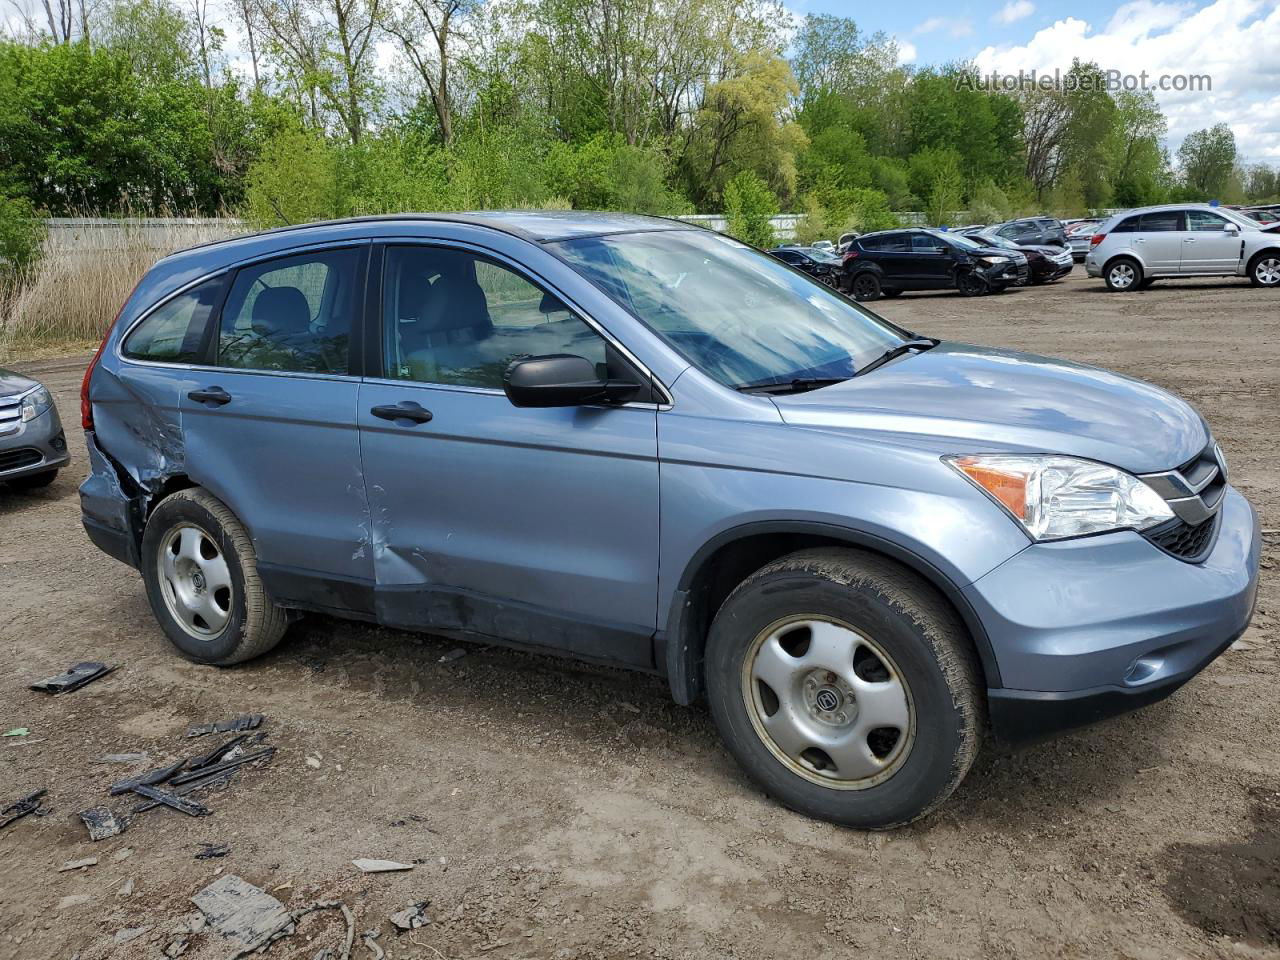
[80,213,1260,828]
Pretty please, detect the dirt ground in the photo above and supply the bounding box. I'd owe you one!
[1,272,1277,960]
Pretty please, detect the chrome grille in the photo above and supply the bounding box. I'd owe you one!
[1139,441,1228,561]
[0,396,20,435]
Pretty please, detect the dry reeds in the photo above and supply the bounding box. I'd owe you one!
[0,217,244,361]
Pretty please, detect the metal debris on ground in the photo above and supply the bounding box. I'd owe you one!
[131,784,211,817]
[195,842,230,859]
[362,930,385,960]
[171,746,275,785]
[389,901,431,931]
[186,714,264,738]
[79,806,125,840]
[96,752,148,764]
[29,661,116,694]
[3,727,29,737]
[0,789,47,829]
[58,856,98,872]
[188,734,248,771]
[352,859,414,873]
[438,648,467,663]
[110,760,185,796]
[192,875,294,953]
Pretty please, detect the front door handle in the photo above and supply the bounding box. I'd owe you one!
[371,401,433,425]
[188,386,232,406]
[1183,237,1196,243]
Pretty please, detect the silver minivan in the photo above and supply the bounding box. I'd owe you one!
[1086,203,1280,291]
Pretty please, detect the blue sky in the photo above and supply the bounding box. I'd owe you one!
[791,0,1280,163]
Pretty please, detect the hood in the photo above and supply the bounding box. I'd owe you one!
[773,342,1208,474]
[0,367,39,399]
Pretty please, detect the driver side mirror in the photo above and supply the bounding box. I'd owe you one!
[503,354,641,408]
[1224,223,1240,235]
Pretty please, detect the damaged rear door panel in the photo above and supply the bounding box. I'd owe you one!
[181,244,375,613]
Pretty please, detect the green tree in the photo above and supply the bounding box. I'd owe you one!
[722,170,777,247]
[1178,123,1237,198]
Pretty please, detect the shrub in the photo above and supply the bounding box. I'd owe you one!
[723,171,779,248]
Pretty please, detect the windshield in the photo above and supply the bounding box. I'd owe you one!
[933,230,982,251]
[976,233,1018,250]
[553,229,908,388]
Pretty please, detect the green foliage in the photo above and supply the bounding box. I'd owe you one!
[0,193,44,275]
[245,126,340,226]
[1178,123,1237,199]
[968,180,1013,225]
[723,171,778,247]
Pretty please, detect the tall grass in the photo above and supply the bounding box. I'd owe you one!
[0,218,244,362]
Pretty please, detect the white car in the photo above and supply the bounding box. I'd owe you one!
[1086,204,1280,291]
[810,240,835,253]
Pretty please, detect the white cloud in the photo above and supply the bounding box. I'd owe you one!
[896,40,919,64]
[914,16,975,38]
[974,0,1280,164]
[996,0,1036,24]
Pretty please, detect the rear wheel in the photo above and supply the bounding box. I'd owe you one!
[850,273,881,301]
[705,548,985,828]
[6,469,58,491]
[1104,257,1142,292]
[1249,252,1280,288]
[141,488,288,665]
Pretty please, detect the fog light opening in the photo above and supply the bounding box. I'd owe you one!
[1124,655,1163,686]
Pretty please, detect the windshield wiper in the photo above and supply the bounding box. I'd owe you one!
[855,338,939,377]
[735,377,850,395]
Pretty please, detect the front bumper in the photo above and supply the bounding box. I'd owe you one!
[979,260,1027,286]
[0,403,70,481]
[966,486,1260,742]
[1032,259,1074,282]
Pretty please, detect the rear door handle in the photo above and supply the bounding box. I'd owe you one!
[188,386,232,406]
[371,401,433,425]
[1184,237,1196,243]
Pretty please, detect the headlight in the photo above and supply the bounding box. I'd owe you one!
[979,256,1008,265]
[945,454,1173,541]
[20,386,53,422]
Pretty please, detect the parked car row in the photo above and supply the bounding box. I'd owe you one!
[787,202,1280,299]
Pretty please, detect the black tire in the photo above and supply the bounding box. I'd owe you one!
[7,469,58,491]
[880,288,903,298]
[956,272,988,297]
[1104,257,1142,292]
[141,488,289,665]
[705,548,985,829]
[850,273,881,301]
[1248,250,1280,288]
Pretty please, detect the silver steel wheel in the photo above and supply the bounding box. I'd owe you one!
[741,616,915,790]
[1109,262,1136,289]
[1256,257,1280,286]
[157,523,233,639]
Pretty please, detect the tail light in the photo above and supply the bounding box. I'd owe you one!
[1089,233,1105,247]
[81,283,139,431]
[843,250,858,262]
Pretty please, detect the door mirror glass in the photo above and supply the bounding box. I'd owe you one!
[503,354,641,408]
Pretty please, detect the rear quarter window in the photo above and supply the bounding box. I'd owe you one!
[122,276,224,363]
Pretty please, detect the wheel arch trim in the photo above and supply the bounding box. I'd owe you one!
[660,520,1002,705]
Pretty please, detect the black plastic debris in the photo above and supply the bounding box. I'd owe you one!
[186,714,264,738]
[0,789,47,829]
[79,806,125,841]
[196,842,230,859]
[188,735,248,772]
[29,662,115,694]
[110,760,186,796]
[171,746,275,786]
[389,901,431,932]
[132,784,210,817]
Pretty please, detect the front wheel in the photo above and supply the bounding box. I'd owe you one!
[141,488,289,665]
[956,272,988,297]
[705,548,985,829]
[1249,252,1280,288]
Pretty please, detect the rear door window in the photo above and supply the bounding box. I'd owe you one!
[123,276,224,363]
[216,248,361,374]
[1137,212,1184,232]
